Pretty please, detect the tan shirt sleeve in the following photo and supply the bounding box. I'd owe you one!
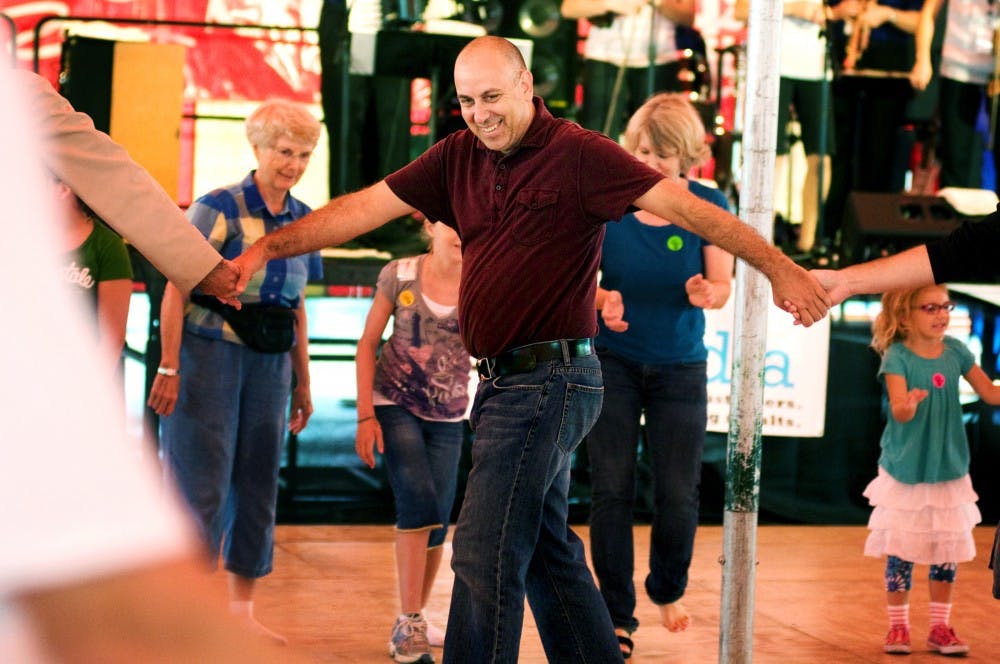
[20,70,221,292]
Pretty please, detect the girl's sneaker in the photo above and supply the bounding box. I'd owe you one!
[884,624,911,654]
[388,614,434,663]
[927,624,969,655]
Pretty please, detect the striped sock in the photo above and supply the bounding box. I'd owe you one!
[888,603,909,629]
[929,601,951,627]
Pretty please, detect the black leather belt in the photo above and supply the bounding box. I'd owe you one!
[476,338,594,380]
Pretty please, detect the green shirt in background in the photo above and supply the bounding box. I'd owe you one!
[61,220,133,312]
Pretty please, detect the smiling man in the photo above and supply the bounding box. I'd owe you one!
[234,35,829,662]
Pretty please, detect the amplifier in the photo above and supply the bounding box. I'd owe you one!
[841,192,969,265]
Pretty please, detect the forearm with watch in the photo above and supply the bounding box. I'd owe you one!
[146,282,187,417]
[157,283,186,378]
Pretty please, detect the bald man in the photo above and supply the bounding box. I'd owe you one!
[235,36,830,662]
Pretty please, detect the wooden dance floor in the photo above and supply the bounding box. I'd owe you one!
[248,525,998,662]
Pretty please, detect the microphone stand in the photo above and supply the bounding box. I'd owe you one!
[647,0,657,99]
[603,13,640,137]
[988,23,1000,150]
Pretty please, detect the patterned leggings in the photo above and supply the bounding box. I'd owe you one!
[886,556,957,592]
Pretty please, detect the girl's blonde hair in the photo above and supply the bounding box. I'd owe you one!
[622,92,711,173]
[870,285,947,355]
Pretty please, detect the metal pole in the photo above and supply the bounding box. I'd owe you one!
[720,0,782,660]
[815,21,832,247]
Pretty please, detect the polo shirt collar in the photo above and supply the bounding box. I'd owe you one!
[518,97,556,150]
[242,171,290,217]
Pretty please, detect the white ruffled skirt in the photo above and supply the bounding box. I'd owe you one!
[863,466,981,564]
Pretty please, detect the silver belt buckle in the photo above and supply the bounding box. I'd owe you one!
[477,357,496,380]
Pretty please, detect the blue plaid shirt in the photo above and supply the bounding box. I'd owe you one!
[183,172,323,345]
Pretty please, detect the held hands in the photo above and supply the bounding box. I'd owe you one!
[288,385,313,435]
[686,274,718,309]
[601,289,629,332]
[195,259,243,309]
[232,242,268,297]
[773,262,831,327]
[810,268,852,307]
[355,416,384,469]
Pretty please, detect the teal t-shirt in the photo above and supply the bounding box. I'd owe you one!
[877,336,975,484]
[62,220,133,311]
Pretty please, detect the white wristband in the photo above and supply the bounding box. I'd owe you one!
[157,366,180,377]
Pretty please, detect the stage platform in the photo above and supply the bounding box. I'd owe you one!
[240,524,998,662]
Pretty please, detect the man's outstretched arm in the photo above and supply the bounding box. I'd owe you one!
[635,179,832,326]
[233,181,415,292]
[812,245,935,305]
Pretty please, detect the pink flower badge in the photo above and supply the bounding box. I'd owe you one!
[932,373,946,389]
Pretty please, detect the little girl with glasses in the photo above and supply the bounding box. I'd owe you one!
[867,284,1000,655]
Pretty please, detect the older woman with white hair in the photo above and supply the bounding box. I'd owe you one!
[148,99,323,644]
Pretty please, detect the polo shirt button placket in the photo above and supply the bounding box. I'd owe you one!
[494,160,508,209]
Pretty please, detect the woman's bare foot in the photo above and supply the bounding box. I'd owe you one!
[230,600,287,645]
[659,601,691,632]
[246,616,287,646]
[614,627,634,659]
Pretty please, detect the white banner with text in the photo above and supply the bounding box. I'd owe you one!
[704,298,830,438]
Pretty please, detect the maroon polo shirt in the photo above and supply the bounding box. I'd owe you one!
[385,98,663,359]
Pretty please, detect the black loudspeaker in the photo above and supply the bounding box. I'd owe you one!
[497,0,579,118]
[841,192,967,265]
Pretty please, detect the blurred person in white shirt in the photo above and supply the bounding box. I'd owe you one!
[0,64,303,664]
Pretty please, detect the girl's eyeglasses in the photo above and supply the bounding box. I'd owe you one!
[916,302,956,314]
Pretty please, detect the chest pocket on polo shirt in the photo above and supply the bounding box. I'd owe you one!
[511,188,559,246]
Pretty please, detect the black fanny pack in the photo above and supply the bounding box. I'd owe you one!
[190,293,296,354]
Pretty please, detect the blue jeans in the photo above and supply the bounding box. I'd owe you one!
[587,349,707,632]
[376,405,464,547]
[443,353,623,663]
[161,333,291,578]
